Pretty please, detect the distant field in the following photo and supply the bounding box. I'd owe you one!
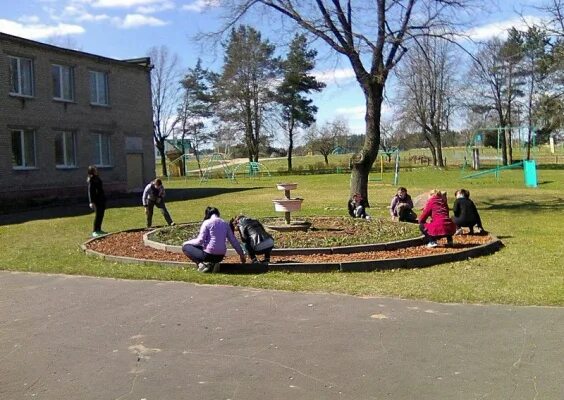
[157,145,564,179]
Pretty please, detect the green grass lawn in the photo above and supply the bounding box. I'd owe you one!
[1,166,563,305]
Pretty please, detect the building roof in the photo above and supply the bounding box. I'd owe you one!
[0,32,152,70]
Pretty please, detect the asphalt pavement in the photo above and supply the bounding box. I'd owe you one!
[1,271,562,400]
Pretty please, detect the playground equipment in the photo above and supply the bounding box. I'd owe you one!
[461,126,538,187]
[371,148,400,185]
[200,153,235,183]
[230,161,272,179]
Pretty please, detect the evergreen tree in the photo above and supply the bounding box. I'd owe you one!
[215,26,280,162]
[277,34,325,171]
[179,59,217,176]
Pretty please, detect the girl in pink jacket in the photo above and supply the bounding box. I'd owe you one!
[418,190,457,248]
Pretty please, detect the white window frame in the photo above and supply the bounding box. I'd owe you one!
[55,131,77,168]
[89,70,109,105]
[52,64,74,101]
[12,129,37,169]
[9,56,34,97]
[94,133,112,167]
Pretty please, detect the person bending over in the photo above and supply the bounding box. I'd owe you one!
[142,178,174,228]
[231,215,275,264]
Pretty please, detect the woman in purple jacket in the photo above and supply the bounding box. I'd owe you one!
[182,207,246,273]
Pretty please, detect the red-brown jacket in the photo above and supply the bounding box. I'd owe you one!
[419,195,456,237]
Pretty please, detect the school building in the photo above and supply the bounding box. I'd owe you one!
[0,32,155,209]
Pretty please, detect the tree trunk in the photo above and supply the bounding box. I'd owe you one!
[350,84,382,207]
[287,119,294,172]
[435,133,445,168]
[506,126,513,164]
[155,140,168,177]
[423,130,437,166]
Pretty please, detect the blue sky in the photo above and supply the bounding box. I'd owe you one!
[0,0,549,137]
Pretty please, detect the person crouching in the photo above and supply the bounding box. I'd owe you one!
[231,215,275,264]
[182,207,246,272]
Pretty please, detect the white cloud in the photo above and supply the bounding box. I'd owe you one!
[182,0,220,12]
[0,18,85,40]
[313,68,356,84]
[116,13,168,28]
[18,15,41,24]
[62,4,110,22]
[466,15,544,40]
[136,0,175,13]
[92,0,168,8]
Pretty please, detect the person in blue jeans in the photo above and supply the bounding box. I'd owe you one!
[182,207,246,273]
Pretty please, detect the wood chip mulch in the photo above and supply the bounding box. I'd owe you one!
[85,231,493,264]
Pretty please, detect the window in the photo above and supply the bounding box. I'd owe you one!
[90,70,109,105]
[12,129,36,168]
[52,64,74,101]
[9,56,34,96]
[55,131,77,167]
[94,133,111,166]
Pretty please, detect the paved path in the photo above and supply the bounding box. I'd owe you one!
[1,271,562,400]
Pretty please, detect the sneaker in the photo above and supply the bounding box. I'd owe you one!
[197,262,211,273]
[92,231,100,238]
[170,222,176,226]
[426,241,438,248]
[98,230,108,235]
[454,228,463,236]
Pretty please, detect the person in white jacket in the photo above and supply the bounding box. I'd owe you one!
[142,179,174,228]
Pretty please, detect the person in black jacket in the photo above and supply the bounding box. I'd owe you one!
[347,193,370,219]
[87,165,107,237]
[453,189,485,234]
[231,215,275,263]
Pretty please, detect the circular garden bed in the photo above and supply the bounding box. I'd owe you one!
[83,217,502,273]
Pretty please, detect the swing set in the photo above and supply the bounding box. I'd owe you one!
[461,126,538,187]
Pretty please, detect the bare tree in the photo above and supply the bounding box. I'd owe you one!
[465,34,524,165]
[148,46,182,177]
[397,36,458,167]
[213,0,473,204]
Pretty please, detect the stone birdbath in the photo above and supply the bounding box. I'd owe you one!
[269,183,311,231]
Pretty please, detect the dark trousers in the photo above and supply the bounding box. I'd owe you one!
[398,207,417,223]
[453,217,482,233]
[93,202,106,232]
[419,223,452,243]
[146,200,173,227]
[182,244,224,264]
[244,242,273,262]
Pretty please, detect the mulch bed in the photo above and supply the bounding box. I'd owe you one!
[86,231,493,265]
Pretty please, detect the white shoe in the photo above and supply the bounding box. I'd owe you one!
[455,228,463,236]
[426,241,438,248]
[197,262,211,273]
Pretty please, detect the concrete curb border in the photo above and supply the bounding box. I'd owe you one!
[142,229,427,256]
[82,229,503,274]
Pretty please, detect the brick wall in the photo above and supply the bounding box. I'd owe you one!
[0,33,155,207]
